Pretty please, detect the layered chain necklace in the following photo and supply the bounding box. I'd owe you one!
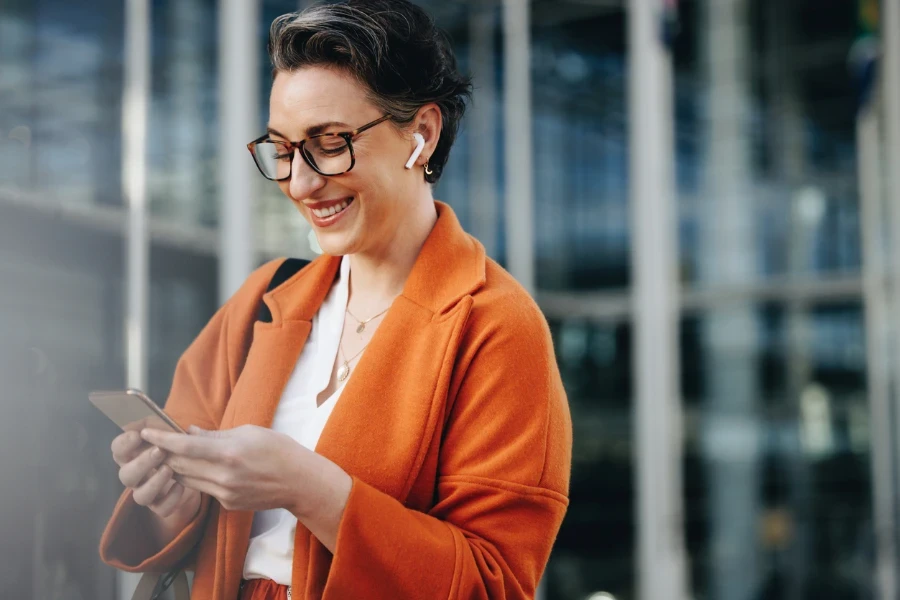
[336,304,392,382]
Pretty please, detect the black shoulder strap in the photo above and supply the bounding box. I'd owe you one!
[257,258,312,323]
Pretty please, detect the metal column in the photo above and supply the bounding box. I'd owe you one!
[120,0,151,596]
[219,0,260,302]
[884,0,900,540]
[858,90,897,600]
[881,0,900,597]
[627,1,687,599]
[699,0,761,598]
[501,2,541,595]
[502,0,535,293]
[469,3,500,259]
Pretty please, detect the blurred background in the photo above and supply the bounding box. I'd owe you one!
[1,0,898,599]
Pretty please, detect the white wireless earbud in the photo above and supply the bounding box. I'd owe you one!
[405,133,426,169]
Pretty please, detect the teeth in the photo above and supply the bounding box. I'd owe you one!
[311,198,352,219]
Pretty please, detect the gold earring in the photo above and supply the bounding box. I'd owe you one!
[424,162,434,176]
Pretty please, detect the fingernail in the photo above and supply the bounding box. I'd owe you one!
[151,447,163,460]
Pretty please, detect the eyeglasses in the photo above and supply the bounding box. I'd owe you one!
[247,115,392,181]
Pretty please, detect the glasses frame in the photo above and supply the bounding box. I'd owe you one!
[247,114,392,181]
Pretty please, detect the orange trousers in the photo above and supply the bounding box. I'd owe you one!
[239,579,290,600]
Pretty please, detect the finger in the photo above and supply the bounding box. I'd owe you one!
[163,473,179,495]
[141,429,224,461]
[164,454,219,481]
[119,445,167,489]
[111,431,145,466]
[132,464,175,507]
[149,481,186,517]
[157,476,177,498]
[178,475,223,499]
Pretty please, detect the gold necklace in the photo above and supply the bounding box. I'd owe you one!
[337,340,370,382]
[346,305,391,333]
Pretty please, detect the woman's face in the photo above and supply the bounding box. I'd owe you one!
[267,66,432,258]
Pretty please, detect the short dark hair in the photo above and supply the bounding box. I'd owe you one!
[268,0,473,184]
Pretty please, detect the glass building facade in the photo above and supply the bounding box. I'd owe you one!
[0,0,897,599]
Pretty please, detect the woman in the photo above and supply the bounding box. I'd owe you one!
[100,1,572,599]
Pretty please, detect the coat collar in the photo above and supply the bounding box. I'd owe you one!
[263,201,486,322]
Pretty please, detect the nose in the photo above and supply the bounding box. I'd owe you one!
[287,149,326,200]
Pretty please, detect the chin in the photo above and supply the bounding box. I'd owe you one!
[313,231,356,257]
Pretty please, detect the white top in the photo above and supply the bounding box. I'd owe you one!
[242,255,350,585]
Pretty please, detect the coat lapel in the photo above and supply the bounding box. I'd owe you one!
[216,256,341,599]
[314,293,473,498]
[313,201,485,500]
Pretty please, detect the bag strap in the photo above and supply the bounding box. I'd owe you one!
[257,258,312,323]
[132,571,190,600]
[130,258,311,600]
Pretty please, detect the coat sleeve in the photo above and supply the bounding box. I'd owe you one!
[323,293,573,600]
[99,259,284,573]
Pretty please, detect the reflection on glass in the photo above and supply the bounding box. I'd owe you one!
[673,2,869,596]
[675,0,861,286]
[546,318,634,600]
[683,303,871,599]
[532,5,629,292]
[149,0,218,226]
[0,0,125,207]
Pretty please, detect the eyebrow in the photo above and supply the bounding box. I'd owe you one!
[266,121,352,140]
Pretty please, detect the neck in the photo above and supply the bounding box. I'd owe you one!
[347,197,438,312]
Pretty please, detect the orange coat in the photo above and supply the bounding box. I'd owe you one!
[100,202,573,599]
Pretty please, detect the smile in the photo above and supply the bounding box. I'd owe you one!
[307,197,355,228]
[310,198,352,218]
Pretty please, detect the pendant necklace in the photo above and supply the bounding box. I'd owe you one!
[337,340,370,382]
[346,305,391,334]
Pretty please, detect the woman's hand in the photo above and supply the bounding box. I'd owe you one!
[140,425,319,513]
[141,424,352,552]
[111,430,201,520]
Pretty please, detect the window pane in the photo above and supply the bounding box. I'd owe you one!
[0,0,125,207]
[675,0,861,286]
[533,4,629,292]
[682,302,871,598]
[674,3,871,594]
[545,318,635,600]
[148,0,219,226]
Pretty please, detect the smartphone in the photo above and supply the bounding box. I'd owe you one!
[89,388,186,434]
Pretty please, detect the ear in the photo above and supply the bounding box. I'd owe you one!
[411,104,442,166]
